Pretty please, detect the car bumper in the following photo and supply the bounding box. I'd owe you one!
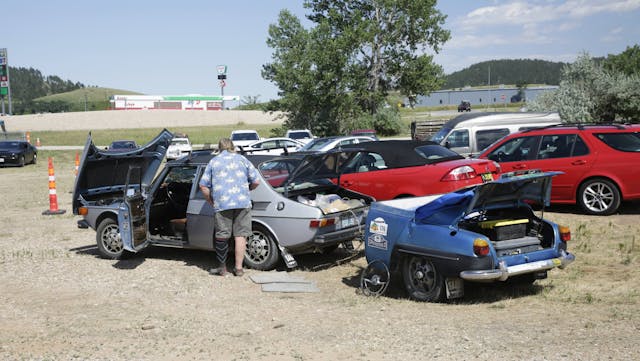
[459,250,575,281]
[312,226,362,245]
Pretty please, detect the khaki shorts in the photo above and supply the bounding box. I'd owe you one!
[214,208,252,239]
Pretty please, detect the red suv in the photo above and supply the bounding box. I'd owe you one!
[478,124,640,215]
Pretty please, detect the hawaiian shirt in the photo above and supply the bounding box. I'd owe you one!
[199,150,259,212]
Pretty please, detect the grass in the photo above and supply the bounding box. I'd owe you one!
[30,123,281,147]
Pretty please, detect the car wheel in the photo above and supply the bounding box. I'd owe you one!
[245,223,280,270]
[18,155,25,167]
[96,217,130,259]
[577,178,621,215]
[402,255,445,302]
[31,153,37,165]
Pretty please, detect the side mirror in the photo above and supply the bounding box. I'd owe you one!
[444,141,451,149]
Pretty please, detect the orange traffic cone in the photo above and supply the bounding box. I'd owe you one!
[36,137,41,147]
[74,152,80,176]
[26,131,31,144]
[42,157,66,215]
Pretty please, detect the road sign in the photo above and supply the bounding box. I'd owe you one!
[216,65,227,75]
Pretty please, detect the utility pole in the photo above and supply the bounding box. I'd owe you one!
[217,65,227,110]
[488,64,491,110]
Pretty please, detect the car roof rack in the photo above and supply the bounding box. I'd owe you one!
[522,122,630,133]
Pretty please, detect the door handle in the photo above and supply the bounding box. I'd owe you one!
[341,181,353,187]
[571,160,587,165]
[512,164,528,170]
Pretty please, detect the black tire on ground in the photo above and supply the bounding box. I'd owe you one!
[18,155,25,167]
[401,255,445,302]
[31,153,37,165]
[96,217,130,259]
[244,223,280,270]
[577,178,621,216]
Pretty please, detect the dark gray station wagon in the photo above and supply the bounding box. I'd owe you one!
[73,130,374,270]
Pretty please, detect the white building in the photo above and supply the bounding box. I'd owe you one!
[110,95,240,110]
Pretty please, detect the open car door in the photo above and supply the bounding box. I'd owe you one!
[118,165,150,252]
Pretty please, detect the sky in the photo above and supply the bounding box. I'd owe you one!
[3,0,639,103]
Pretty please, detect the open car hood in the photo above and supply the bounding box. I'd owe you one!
[415,171,561,225]
[283,149,361,187]
[72,129,173,212]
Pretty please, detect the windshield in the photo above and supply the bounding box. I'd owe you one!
[297,137,336,151]
[110,141,137,149]
[288,131,311,139]
[171,139,189,146]
[0,141,22,149]
[429,127,452,144]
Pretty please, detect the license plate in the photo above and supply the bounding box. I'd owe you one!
[0,158,4,163]
[338,215,356,230]
[481,172,493,182]
[445,277,464,299]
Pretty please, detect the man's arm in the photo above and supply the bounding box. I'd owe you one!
[199,185,213,205]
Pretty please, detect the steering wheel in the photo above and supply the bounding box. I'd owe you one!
[165,182,189,209]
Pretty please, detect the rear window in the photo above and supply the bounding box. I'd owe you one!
[287,131,312,139]
[231,132,259,141]
[414,144,463,161]
[594,132,640,152]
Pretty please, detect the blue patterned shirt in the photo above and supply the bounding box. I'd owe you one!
[199,151,259,212]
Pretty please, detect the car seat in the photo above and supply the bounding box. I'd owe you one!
[358,154,379,172]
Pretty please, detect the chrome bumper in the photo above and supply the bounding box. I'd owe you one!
[460,250,575,282]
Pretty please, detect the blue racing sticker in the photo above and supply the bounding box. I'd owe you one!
[367,233,388,251]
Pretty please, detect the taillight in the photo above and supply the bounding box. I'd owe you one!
[442,165,476,181]
[309,218,336,228]
[78,207,88,216]
[559,225,571,242]
[473,239,490,256]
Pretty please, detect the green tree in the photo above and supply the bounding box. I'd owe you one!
[529,52,640,123]
[263,0,449,135]
[603,44,640,76]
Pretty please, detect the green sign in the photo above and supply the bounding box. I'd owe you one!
[0,87,7,95]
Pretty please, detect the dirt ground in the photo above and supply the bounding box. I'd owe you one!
[1,113,639,360]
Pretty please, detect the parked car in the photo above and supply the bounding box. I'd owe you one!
[107,140,138,152]
[360,170,575,302]
[73,129,374,271]
[477,124,640,215]
[240,137,305,155]
[0,140,37,167]
[350,129,379,140]
[230,130,261,149]
[457,100,471,112]
[429,112,561,158]
[327,140,501,200]
[292,135,375,154]
[285,129,314,144]
[166,136,193,160]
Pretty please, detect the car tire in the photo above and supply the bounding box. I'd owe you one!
[18,155,25,167]
[31,153,37,165]
[245,223,280,270]
[577,178,621,216]
[401,255,445,302]
[96,217,130,259]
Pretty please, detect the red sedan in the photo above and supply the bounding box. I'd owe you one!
[290,140,501,200]
[477,124,640,215]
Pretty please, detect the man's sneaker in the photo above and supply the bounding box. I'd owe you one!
[208,267,229,277]
[233,268,245,277]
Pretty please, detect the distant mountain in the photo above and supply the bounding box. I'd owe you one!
[442,59,567,89]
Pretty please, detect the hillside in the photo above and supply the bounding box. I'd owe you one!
[33,87,141,112]
[443,59,567,89]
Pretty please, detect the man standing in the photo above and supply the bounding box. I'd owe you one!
[199,138,260,277]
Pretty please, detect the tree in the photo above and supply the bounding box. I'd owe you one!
[603,44,640,76]
[262,0,449,135]
[528,52,640,123]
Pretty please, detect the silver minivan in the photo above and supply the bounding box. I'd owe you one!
[430,112,561,157]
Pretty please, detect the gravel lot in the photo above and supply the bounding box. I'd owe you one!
[1,111,639,360]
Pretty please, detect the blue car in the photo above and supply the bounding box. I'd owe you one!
[361,170,575,302]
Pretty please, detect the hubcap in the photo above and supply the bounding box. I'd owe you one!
[247,231,270,264]
[583,182,614,213]
[101,224,122,254]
